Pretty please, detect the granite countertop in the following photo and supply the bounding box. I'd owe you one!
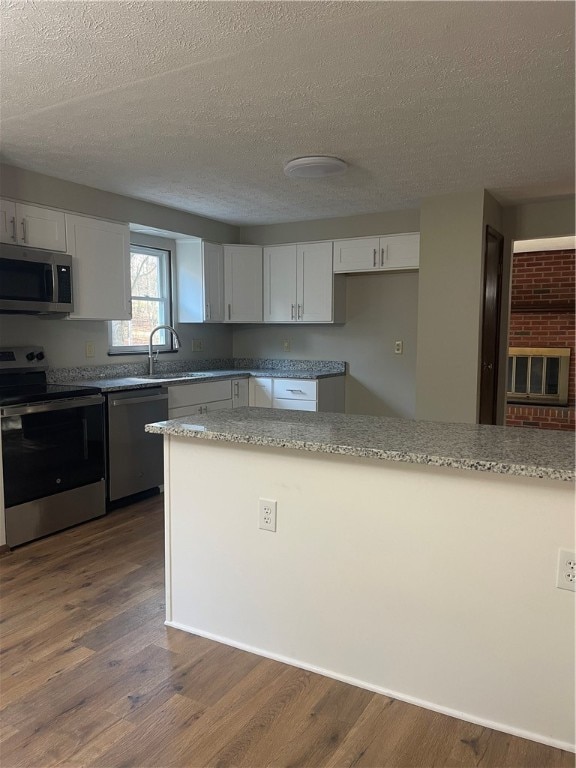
[67,369,344,392]
[145,407,575,482]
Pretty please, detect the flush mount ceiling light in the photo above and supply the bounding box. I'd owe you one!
[283,156,348,179]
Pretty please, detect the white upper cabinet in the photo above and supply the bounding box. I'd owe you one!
[333,237,380,272]
[0,199,67,251]
[177,240,224,323]
[382,233,420,270]
[65,214,131,320]
[333,233,419,273]
[264,244,297,322]
[297,241,335,322]
[224,244,263,322]
[264,241,343,324]
[0,199,16,244]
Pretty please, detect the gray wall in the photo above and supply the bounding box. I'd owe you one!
[237,209,420,417]
[415,190,486,423]
[504,197,575,240]
[240,208,420,244]
[0,163,239,243]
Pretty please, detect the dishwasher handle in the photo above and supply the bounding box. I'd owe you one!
[110,393,169,407]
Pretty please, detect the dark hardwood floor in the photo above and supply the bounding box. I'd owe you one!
[0,496,574,768]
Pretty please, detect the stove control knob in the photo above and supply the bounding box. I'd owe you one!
[26,352,35,361]
[35,352,45,361]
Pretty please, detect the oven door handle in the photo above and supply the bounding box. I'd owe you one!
[1,395,104,417]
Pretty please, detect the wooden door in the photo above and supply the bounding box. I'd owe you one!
[479,226,504,424]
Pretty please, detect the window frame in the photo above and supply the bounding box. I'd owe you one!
[507,347,570,406]
[108,244,174,355]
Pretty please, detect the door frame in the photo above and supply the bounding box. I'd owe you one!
[479,225,504,424]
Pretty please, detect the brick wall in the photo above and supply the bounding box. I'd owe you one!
[506,249,575,431]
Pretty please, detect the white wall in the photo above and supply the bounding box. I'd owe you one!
[165,438,576,751]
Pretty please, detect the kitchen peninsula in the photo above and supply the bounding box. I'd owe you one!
[147,408,575,752]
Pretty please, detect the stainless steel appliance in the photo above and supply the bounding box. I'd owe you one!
[0,244,73,314]
[106,388,168,504]
[0,346,105,547]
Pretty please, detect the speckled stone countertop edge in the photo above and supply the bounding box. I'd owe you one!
[68,369,344,392]
[144,423,575,482]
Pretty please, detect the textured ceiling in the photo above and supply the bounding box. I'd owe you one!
[0,1,574,225]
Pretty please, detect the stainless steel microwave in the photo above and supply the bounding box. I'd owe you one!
[0,243,73,314]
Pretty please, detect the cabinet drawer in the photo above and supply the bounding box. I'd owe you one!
[168,380,232,409]
[273,378,317,400]
[272,398,317,411]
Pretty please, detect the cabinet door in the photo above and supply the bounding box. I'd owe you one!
[249,377,273,407]
[297,242,333,322]
[264,244,297,322]
[0,199,17,244]
[203,242,224,322]
[224,245,263,322]
[205,399,233,413]
[232,378,249,407]
[333,237,379,273]
[380,234,420,271]
[65,214,131,320]
[16,203,67,252]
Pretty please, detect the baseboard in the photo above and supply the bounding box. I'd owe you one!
[165,620,576,754]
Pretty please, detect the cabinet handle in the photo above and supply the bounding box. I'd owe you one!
[297,304,302,320]
[21,219,27,243]
[373,248,377,267]
[291,303,295,321]
[234,381,239,397]
[10,217,16,242]
[228,303,231,321]
[287,389,305,394]
[380,246,386,267]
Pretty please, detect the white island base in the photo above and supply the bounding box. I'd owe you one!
[161,435,575,752]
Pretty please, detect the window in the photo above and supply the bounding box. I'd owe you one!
[507,347,570,406]
[109,245,173,353]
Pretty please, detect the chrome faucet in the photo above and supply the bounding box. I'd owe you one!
[148,325,181,375]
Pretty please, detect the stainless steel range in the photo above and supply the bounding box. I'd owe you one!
[0,346,106,547]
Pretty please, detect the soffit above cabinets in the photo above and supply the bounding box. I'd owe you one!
[1,1,574,225]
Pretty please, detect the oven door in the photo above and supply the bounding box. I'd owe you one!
[1,395,105,509]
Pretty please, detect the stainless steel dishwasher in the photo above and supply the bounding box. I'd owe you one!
[106,387,168,504]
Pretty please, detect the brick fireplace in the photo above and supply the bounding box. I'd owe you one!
[506,248,575,431]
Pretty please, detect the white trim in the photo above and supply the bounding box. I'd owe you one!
[513,236,575,253]
[165,619,576,755]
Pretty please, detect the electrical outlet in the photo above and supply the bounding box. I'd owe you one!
[283,339,291,352]
[556,549,576,592]
[394,340,403,355]
[259,498,277,532]
[192,339,203,352]
[85,341,95,359]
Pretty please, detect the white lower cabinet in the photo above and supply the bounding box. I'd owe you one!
[168,380,233,419]
[65,214,131,320]
[249,376,345,413]
[232,378,249,408]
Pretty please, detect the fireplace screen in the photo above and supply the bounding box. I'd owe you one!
[507,347,570,406]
